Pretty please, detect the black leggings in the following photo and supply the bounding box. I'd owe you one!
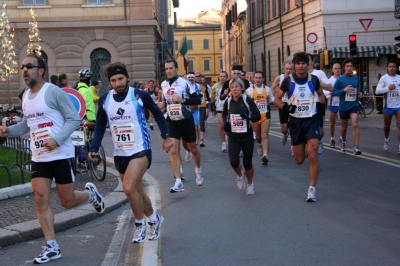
[228,133,254,170]
[199,107,207,132]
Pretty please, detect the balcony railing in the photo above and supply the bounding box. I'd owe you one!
[395,0,400,18]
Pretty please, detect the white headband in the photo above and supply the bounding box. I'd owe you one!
[187,74,195,78]
[231,70,241,74]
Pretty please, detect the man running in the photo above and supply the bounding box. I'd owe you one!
[195,72,210,147]
[375,59,400,153]
[332,57,362,155]
[159,60,204,192]
[0,54,105,264]
[246,71,274,165]
[211,71,229,152]
[326,63,341,148]
[88,62,171,243]
[144,79,159,130]
[274,52,323,202]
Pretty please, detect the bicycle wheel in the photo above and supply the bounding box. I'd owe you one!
[363,99,374,115]
[90,145,107,182]
[359,104,366,118]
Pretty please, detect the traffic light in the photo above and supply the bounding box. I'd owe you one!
[349,35,357,56]
[323,49,329,66]
[320,51,325,70]
[395,36,400,59]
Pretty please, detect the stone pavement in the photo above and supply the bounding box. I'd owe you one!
[0,163,129,248]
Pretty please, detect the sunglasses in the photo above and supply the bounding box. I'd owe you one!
[20,63,39,70]
[195,75,201,78]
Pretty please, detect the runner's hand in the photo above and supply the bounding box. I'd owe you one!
[88,152,99,163]
[0,126,10,137]
[162,138,173,153]
[43,138,58,150]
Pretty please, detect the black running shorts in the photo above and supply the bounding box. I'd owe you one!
[288,116,321,146]
[167,117,197,143]
[31,159,74,184]
[114,149,152,174]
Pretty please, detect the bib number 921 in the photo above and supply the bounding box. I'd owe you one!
[34,140,44,149]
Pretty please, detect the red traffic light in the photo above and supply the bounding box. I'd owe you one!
[349,35,357,42]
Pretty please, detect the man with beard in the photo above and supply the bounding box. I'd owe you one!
[0,54,105,264]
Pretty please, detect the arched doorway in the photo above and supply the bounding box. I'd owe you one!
[90,48,111,94]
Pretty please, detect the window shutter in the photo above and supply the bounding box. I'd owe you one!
[35,0,46,5]
[23,0,34,5]
[159,0,168,24]
[99,0,110,4]
[87,0,98,4]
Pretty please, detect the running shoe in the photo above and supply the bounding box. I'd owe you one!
[261,154,268,165]
[353,147,362,155]
[170,180,185,193]
[318,140,324,155]
[246,183,255,195]
[180,167,185,181]
[290,146,294,156]
[184,151,192,163]
[149,123,154,130]
[199,139,205,147]
[239,150,243,157]
[306,187,316,202]
[257,144,263,156]
[237,170,245,191]
[384,139,389,151]
[195,168,204,186]
[85,182,105,213]
[330,139,335,148]
[338,137,343,144]
[33,245,61,264]
[222,142,227,152]
[341,141,346,154]
[281,132,289,146]
[132,223,148,243]
[148,214,164,240]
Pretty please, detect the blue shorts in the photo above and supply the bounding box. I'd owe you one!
[383,107,400,116]
[288,116,321,146]
[339,106,359,120]
[192,109,199,126]
[328,105,339,113]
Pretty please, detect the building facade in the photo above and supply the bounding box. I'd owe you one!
[174,9,222,83]
[1,0,179,105]
[245,0,399,91]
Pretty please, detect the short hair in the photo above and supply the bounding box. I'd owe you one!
[25,54,46,78]
[387,59,398,67]
[148,79,155,83]
[165,59,178,68]
[241,71,246,75]
[50,75,58,85]
[292,52,310,65]
[343,57,354,67]
[231,65,243,71]
[58,73,67,83]
[254,71,264,78]
[229,77,244,89]
[187,71,195,75]
[104,62,128,78]
[219,71,228,77]
[92,80,101,86]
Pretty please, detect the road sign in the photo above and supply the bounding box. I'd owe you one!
[359,18,373,31]
[307,33,318,44]
[307,43,319,55]
[62,87,86,120]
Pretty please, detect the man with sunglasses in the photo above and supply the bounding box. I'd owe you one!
[220,65,250,101]
[0,54,105,264]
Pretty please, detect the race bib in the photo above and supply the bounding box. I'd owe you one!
[345,91,356,101]
[111,123,135,150]
[255,99,267,113]
[331,96,340,107]
[230,114,247,133]
[30,127,56,157]
[387,90,400,108]
[294,99,312,118]
[167,104,184,121]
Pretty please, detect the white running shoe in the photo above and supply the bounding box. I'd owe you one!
[257,144,263,156]
[195,168,204,186]
[281,132,289,146]
[290,146,294,156]
[237,169,245,191]
[184,151,192,163]
[33,245,61,264]
[170,180,185,193]
[306,187,316,202]
[222,142,227,152]
[353,147,362,155]
[383,139,389,151]
[85,182,105,213]
[246,183,255,195]
[132,223,148,243]
[148,214,164,240]
[180,166,185,181]
[318,140,324,155]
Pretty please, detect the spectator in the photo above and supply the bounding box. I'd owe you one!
[58,73,69,88]
[50,75,59,86]
[90,80,101,102]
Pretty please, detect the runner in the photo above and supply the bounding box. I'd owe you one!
[211,71,229,152]
[144,80,159,130]
[195,72,210,147]
[375,59,400,153]
[326,63,341,148]
[222,78,260,195]
[246,71,274,165]
[88,62,171,243]
[246,71,255,87]
[0,54,105,264]
[220,65,251,100]
[332,57,363,155]
[274,52,324,202]
[158,59,204,191]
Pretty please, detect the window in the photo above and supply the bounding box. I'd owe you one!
[219,59,223,70]
[87,0,110,4]
[203,39,210,50]
[251,1,256,28]
[272,0,277,18]
[257,0,262,26]
[219,39,222,49]
[90,48,111,95]
[286,45,291,56]
[268,50,271,81]
[188,60,194,72]
[23,0,46,5]
[204,59,210,71]
[283,0,290,13]
[264,0,270,22]
[175,40,178,50]
[253,55,257,71]
[187,40,193,50]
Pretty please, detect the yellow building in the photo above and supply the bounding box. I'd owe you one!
[174,9,222,84]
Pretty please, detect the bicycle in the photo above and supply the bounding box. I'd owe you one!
[71,122,106,181]
[358,100,366,118]
[361,96,374,115]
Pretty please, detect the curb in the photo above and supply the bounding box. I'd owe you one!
[0,158,130,248]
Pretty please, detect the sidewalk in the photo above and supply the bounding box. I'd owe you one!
[0,162,129,248]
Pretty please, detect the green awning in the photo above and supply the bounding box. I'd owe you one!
[376,45,397,55]
[332,46,378,58]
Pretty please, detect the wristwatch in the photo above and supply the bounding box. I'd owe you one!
[162,133,170,139]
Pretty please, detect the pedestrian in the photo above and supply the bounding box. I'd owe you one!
[0,54,105,264]
[50,74,59,86]
[332,57,363,155]
[90,80,101,102]
[158,59,204,192]
[222,78,260,195]
[58,73,69,88]
[375,59,400,153]
[246,71,274,165]
[88,62,172,243]
[274,51,324,202]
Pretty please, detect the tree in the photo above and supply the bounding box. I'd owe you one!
[27,7,42,56]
